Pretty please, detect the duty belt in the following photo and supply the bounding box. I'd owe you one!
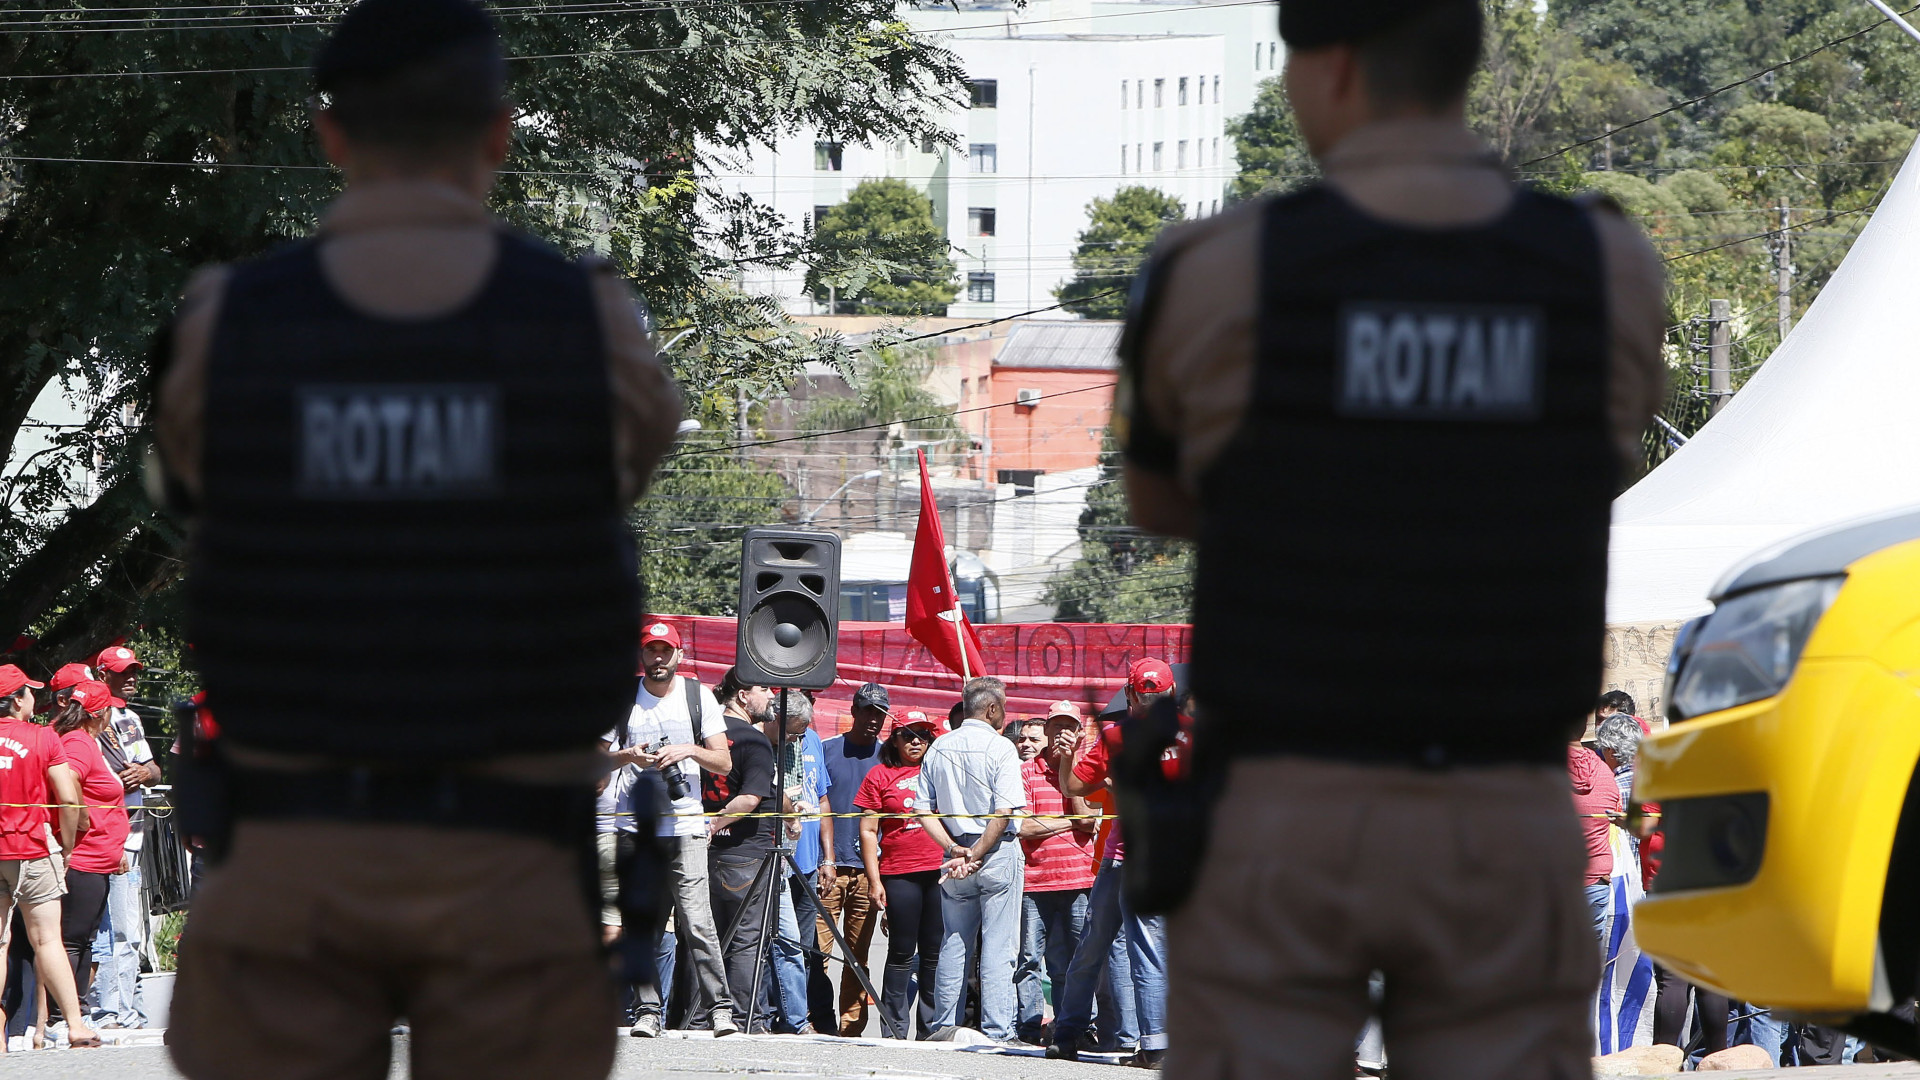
[230,764,596,842]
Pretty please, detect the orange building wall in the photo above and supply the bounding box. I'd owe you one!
[985,368,1117,478]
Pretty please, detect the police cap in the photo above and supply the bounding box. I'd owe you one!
[1278,0,1471,49]
[313,0,501,93]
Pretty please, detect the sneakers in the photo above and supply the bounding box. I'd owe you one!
[1045,1043,1081,1062]
[711,1008,740,1038]
[1126,1048,1166,1069]
[629,1014,662,1039]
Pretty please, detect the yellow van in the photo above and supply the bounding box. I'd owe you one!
[1632,509,1920,1053]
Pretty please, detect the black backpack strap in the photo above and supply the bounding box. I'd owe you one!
[682,675,706,742]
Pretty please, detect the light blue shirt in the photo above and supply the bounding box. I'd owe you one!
[913,718,1027,839]
[788,727,831,873]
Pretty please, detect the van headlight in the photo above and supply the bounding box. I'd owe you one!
[1667,576,1844,721]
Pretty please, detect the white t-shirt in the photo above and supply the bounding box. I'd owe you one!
[599,678,722,838]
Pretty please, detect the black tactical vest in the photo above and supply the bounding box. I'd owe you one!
[189,233,641,762]
[1191,186,1616,766]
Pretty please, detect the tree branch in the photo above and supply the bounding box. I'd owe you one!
[19,525,181,673]
[0,473,150,637]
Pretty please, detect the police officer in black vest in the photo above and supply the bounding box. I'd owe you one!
[154,1,681,1076]
[1118,2,1665,1076]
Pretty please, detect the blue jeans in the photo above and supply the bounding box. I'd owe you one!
[770,870,812,1032]
[1585,881,1612,953]
[1733,1005,1787,1065]
[91,865,147,1028]
[1052,860,1169,1052]
[933,840,1023,1039]
[1016,888,1090,1042]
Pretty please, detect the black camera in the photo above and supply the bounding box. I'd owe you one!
[644,739,691,802]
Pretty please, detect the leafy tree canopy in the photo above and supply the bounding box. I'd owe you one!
[807,177,959,316]
[1044,430,1192,624]
[1055,186,1186,320]
[0,1,966,667]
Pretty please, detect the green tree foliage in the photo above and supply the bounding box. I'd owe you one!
[800,346,964,461]
[0,2,966,667]
[632,440,795,617]
[1055,187,1186,319]
[807,177,959,315]
[1225,76,1318,200]
[1045,431,1193,624]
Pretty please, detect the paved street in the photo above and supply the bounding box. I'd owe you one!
[0,1030,1134,1079]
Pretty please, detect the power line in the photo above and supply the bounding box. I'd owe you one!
[1662,203,1878,263]
[1521,4,1920,168]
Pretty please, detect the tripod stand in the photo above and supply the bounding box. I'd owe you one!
[718,689,904,1040]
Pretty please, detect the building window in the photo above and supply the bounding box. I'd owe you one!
[1120,146,1128,174]
[1254,43,1261,70]
[1152,142,1163,171]
[1269,43,1278,69]
[967,272,996,303]
[1212,137,1220,165]
[968,207,997,236]
[1135,143,1143,172]
[1153,78,1164,107]
[920,134,937,154]
[1213,75,1221,102]
[1136,80,1144,108]
[814,141,843,171]
[969,143,997,173]
[1121,79,1128,108]
[1211,199,1219,215]
[1178,76,1189,105]
[812,204,833,229]
[1178,140,1188,169]
[1197,76,1206,105]
[970,79,998,108]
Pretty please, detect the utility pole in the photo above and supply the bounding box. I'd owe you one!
[1708,298,1732,417]
[1774,198,1794,342]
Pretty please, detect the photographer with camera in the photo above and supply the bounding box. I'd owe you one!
[603,622,736,1037]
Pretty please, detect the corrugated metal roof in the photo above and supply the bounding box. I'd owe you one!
[993,321,1122,370]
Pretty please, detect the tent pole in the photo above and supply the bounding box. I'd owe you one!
[1864,0,1920,45]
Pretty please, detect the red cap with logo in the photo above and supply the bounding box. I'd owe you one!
[640,620,682,650]
[1127,658,1175,695]
[1046,699,1084,723]
[69,679,123,713]
[95,645,143,673]
[48,663,93,693]
[893,710,938,734]
[0,665,44,697]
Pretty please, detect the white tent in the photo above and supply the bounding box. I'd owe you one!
[1607,143,1920,625]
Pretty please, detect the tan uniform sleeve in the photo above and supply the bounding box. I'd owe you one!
[155,264,230,507]
[1589,206,1668,479]
[586,260,681,503]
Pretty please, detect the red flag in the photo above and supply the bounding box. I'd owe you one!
[905,449,987,680]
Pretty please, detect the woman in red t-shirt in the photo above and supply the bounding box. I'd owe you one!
[855,712,946,1040]
[53,681,130,1011]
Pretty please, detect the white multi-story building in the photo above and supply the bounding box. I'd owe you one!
[711,0,1279,318]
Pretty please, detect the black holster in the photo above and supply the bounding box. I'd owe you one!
[1114,696,1226,916]
[172,697,234,865]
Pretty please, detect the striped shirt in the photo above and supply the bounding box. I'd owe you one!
[1020,758,1097,892]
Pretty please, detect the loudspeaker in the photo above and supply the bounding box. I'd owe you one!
[735,528,841,690]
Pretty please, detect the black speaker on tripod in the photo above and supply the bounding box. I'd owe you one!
[734,528,840,690]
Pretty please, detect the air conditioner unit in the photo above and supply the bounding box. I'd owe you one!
[1015,387,1041,407]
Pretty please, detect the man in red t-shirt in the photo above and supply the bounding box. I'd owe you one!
[1568,741,1621,950]
[0,664,97,1045]
[1012,703,1100,1044]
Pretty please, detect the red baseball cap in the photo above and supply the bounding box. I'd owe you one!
[0,665,45,697]
[69,680,122,713]
[893,710,938,734]
[1127,658,1175,695]
[95,645,143,673]
[1046,700,1084,723]
[48,663,93,693]
[640,620,682,649]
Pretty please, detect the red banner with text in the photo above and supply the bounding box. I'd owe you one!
[663,616,1191,737]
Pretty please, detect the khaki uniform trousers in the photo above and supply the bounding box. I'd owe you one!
[170,821,614,1080]
[1167,757,1597,1080]
[815,866,877,1034]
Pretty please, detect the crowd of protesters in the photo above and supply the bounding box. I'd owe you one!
[598,619,1176,1066]
[0,646,159,1050]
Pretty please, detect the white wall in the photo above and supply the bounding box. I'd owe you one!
[707,1,1238,318]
